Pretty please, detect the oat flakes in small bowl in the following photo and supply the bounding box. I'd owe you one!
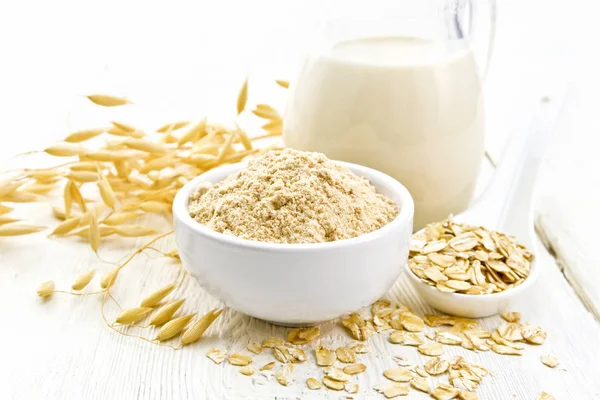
[406,218,540,318]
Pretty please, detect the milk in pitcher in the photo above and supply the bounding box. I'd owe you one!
[283,36,485,229]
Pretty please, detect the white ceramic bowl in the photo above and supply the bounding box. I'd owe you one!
[173,161,414,326]
[405,239,540,318]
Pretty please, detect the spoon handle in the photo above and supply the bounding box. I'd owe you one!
[466,97,563,239]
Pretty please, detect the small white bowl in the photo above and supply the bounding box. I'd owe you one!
[405,245,541,318]
[173,161,414,326]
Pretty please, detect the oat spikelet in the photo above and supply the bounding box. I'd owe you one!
[0,204,14,215]
[26,169,59,180]
[68,180,87,212]
[234,122,252,150]
[180,308,223,346]
[140,283,176,307]
[178,118,207,145]
[123,139,167,154]
[0,217,19,225]
[139,201,171,213]
[100,267,119,289]
[45,143,87,157]
[87,94,131,107]
[37,281,55,297]
[88,208,100,253]
[0,224,45,236]
[102,212,141,226]
[157,120,190,133]
[149,299,185,326]
[97,174,116,209]
[63,182,73,218]
[154,313,196,341]
[110,121,137,133]
[0,180,23,198]
[68,171,98,183]
[72,269,96,291]
[275,80,289,89]
[236,77,248,115]
[65,128,105,143]
[113,225,159,237]
[85,151,131,162]
[115,307,153,325]
[252,104,281,120]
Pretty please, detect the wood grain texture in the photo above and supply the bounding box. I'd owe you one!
[2,222,600,399]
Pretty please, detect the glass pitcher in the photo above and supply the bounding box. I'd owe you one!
[283,0,496,229]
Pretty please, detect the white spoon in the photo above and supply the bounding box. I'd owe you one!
[406,98,560,318]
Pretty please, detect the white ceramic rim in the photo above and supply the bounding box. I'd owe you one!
[173,160,414,252]
[405,245,541,300]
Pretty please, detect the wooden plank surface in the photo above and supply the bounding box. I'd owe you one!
[2,212,600,399]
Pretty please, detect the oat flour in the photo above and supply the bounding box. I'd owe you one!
[188,149,398,244]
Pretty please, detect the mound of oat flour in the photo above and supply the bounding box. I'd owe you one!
[188,148,398,244]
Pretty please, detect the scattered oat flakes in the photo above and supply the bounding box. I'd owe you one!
[521,324,547,345]
[349,342,369,354]
[272,345,306,363]
[425,315,457,327]
[400,311,425,332]
[323,376,345,391]
[497,322,523,341]
[345,382,359,394]
[410,376,430,393]
[287,326,320,344]
[239,365,255,376]
[288,347,307,362]
[336,347,356,363]
[262,337,285,348]
[247,343,262,354]
[205,348,227,364]
[324,366,351,382]
[538,392,556,400]
[451,376,477,392]
[491,330,525,350]
[458,390,479,400]
[342,313,374,341]
[436,331,463,345]
[260,361,276,371]
[418,342,444,356]
[415,366,429,377]
[541,355,559,368]
[383,368,413,382]
[431,383,459,400]
[228,353,252,366]
[500,312,521,323]
[383,383,410,398]
[389,330,424,346]
[316,346,337,366]
[492,344,522,356]
[343,363,367,375]
[306,377,322,390]
[425,357,450,375]
[275,363,294,386]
